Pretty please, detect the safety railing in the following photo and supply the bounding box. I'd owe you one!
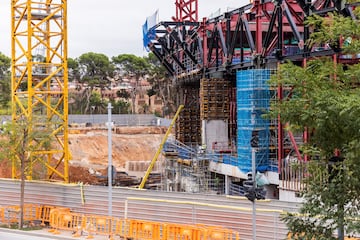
[0,204,42,225]
[38,205,69,226]
[0,204,241,239]
[48,210,241,240]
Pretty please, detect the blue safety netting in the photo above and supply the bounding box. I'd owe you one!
[236,69,271,172]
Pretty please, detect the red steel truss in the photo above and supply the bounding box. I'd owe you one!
[144,0,360,190]
[174,0,198,22]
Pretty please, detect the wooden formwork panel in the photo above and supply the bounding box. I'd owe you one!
[200,78,230,120]
[176,107,201,145]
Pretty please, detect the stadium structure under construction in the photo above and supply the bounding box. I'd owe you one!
[142,0,360,201]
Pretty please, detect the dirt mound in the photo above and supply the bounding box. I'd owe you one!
[0,126,168,183]
[69,165,100,184]
[68,126,168,184]
[69,126,168,170]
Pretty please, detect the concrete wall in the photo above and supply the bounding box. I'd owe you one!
[202,119,229,152]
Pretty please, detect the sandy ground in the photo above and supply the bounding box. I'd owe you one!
[69,126,166,170]
[0,126,168,183]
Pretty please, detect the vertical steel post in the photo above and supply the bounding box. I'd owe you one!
[107,103,113,217]
[252,148,256,240]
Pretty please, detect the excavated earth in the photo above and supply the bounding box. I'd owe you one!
[0,126,168,184]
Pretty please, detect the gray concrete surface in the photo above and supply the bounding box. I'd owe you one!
[0,227,111,240]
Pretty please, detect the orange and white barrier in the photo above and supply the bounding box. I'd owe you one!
[38,205,68,226]
[0,207,4,224]
[204,226,240,240]
[165,223,202,240]
[2,204,40,224]
[125,219,163,240]
[0,204,241,240]
[83,215,118,239]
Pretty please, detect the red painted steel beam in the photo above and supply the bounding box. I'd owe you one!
[174,0,198,22]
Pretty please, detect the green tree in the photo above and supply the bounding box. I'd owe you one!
[89,91,106,114]
[145,52,176,116]
[270,10,360,239]
[77,52,114,114]
[112,54,149,114]
[68,57,80,82]
[116,89,131,100]
[110,99,130,114]
[0,53,11,109]
[1,118,52,229]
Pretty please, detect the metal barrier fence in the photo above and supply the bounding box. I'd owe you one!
[68,114,171,126]
[0,114,172,127]
[2,204,357,240]
[0,179,301,240]
[0,204,241,240]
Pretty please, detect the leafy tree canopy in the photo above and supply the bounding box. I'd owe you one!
[270,8,360,239]
[0,52,11,108]
[112,54,149,77]
[78,52,114,86]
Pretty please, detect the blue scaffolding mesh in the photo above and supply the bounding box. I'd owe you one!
[236,69,271,172]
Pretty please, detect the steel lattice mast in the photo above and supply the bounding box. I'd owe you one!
[11,0,69,182]
[174,0,198,22]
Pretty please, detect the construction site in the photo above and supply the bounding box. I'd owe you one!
[0,0,360,239]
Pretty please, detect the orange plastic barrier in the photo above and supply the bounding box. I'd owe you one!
[0,204,241,240]
[83,215,118,239]
[22,204,39,222]
[114,218,126,237]
[204,226,240,240]
[165,223,203,240]
[3,204,39,224]
[50,208,85,236]
[48,207,71,234]
[38,205,69,226]
[125,219,163,240]
[0,207,4,224]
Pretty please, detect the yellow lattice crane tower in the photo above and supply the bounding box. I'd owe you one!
[11,0,69,182]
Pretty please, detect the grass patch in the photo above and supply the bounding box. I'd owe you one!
[0,221,43,231]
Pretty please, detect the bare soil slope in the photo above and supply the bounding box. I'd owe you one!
[0,126,168,183]
[69,126,166,170]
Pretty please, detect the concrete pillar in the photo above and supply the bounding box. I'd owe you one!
[225,175,230,195]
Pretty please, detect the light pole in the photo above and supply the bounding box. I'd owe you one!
[251,148,256,240]
[107,103,113,217]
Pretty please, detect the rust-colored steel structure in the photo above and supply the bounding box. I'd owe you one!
[145,0,360,191]
[174,0,198,22]
[11,0,69,182]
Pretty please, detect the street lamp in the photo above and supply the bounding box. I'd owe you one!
[107,103,113,217]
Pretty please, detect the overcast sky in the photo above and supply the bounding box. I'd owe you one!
[0,0,248,58]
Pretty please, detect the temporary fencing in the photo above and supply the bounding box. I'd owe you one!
[84,215,118,239]
[0,204,241,239]
[51,211,84,235]
[0,207,4,223]
[38,205,71,226]
[0,204,41,225]
[165,223,202,240]
[125,219,163,240]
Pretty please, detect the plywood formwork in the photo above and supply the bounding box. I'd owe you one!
[11,0,69,182]
[176,87,201,146]
[200,78,230,120]
[176,107,201,145]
